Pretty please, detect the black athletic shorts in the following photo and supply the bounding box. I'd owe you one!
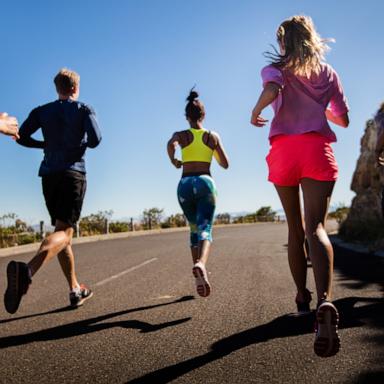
[42,170,87,228]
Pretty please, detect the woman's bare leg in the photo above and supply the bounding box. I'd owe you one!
[301,178,335,302]
[275,185,308,302]
[190,246,199,264]
[197,240,211,265]
[190,240,211,265]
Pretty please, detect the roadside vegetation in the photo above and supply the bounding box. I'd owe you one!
[0,206,280,248]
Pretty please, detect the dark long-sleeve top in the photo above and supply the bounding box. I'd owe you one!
[17,99,102,176]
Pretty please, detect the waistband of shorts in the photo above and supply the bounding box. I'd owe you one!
[270,132,331,145]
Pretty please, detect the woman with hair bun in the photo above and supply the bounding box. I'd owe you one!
[167,89,229,297]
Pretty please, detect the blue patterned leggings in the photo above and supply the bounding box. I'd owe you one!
[177,175,217,247]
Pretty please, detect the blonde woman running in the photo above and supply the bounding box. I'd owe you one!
[251,15,349,357]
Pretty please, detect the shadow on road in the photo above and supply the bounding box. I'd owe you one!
[126,313,313,383]
[332,240,384,293]
[127,244,384,384]
[332,242,384,383]
[127,297,384,384]
[0,295,194,349]
[0,305,76,325]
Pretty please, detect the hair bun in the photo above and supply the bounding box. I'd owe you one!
[186,90,199,102]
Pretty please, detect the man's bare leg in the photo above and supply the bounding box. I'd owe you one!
[28,223,71,277]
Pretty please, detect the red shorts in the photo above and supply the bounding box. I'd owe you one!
[266,133,338,186]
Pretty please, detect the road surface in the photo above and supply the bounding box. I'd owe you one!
[0,223,383,383]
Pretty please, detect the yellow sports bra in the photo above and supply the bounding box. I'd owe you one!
[181,128,214,163]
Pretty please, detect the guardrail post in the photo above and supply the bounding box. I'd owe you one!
[40,221,45,238]
[105,219,109,234]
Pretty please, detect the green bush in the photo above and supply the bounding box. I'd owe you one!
[17,233,38,245]
[109,222,130,233]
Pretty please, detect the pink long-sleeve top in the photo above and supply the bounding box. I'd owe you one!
[261,63,349,142]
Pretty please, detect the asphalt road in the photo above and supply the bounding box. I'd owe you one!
[0,223,383,384]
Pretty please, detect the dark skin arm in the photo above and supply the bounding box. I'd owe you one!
[167,132,183,168]
[211,132,229,169]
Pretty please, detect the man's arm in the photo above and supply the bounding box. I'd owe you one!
[17,108,45,148]
[83,106,102,148]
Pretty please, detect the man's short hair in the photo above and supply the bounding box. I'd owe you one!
[54,68,80,95]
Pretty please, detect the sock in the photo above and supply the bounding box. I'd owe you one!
[70,284,81,294]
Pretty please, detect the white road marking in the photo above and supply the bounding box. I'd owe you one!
[94,258,158,287]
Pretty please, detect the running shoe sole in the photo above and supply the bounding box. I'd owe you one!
[4,261,31,314]
[314,302,340,357]
[192,264,211,298]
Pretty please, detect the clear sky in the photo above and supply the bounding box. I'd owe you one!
[0,0,383,224]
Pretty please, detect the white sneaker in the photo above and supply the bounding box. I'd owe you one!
[314,301,340,357]
[192,262,211,297]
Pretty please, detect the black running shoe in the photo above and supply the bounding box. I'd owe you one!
[4,261,32,314]
[69,284,93,308]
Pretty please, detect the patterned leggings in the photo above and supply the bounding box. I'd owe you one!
[177,175,217,247]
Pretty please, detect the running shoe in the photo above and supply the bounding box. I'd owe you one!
[69,284,93,308]
[314,300,340,357]
[192,262,211,297]
[4,261,32,314]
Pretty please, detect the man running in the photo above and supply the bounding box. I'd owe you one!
[4,68,102,314]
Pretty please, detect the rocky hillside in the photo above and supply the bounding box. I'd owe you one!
[340,116,384,250]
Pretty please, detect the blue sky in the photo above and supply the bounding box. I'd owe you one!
[0,0,383,224]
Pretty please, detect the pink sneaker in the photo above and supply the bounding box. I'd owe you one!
[192,262,211,297]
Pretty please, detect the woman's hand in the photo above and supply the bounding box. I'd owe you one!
[251,114,269,127]
[172,158,182,168]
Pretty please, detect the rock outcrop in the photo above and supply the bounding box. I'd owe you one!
[340,118,384,249]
